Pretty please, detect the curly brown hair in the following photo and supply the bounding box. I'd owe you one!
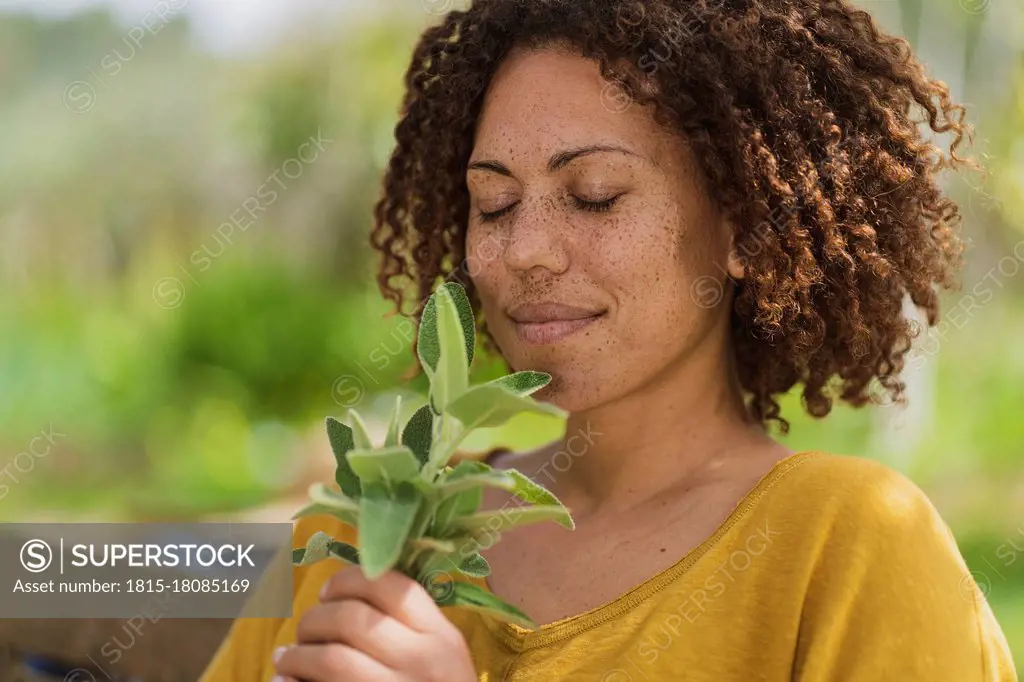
[369,0,976,432]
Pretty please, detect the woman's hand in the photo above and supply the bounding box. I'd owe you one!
[271,566,477,682]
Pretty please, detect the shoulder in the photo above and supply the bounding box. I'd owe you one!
[772,449,927,500]
[761,451,968,608]
[763,450,953,542]
[742,451,969,595]
[775,453,1017,680]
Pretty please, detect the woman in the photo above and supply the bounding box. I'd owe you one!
[201,0,1017,680]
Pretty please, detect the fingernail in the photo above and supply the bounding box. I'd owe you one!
[272,645,288,664]
[319,580,329,600]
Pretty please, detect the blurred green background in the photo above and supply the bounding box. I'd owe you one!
[0,0,1022,670]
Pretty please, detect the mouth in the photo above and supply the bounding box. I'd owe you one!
[513,316,604,345]
[507,302,606,346]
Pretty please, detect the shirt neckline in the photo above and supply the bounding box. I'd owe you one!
[472,449,823,651]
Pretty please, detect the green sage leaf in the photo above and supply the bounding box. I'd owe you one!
[446,384,565,431]
[435,470,516,498]
[458,552,491,578]
[432,460,490,534]
[295,531,333,566]
[384,395,403,447]
[346,445,422,484]
[453,504,574,533]
[431,285,470,411]
[348,409,374,450]
[358,481,422,579]
[326,416,360,498]
[401,404,433,465]
[436,581,535,629]
[433,490,482,536]
[417,282,476,379]
[291,501,358,527]
[327,540,360,565]
[436,465,568,516]
[504,469,568,510]
[417,293,439,381]
[308,482,360,513]
[416,533,488,579]
[444,282,477,367]
[490,371,552,396]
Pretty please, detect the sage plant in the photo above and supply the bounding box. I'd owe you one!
[291,282,575,628]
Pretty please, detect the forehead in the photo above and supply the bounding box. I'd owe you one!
[471,46,668,164]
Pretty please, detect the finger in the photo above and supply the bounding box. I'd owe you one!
[319,567,448,633]
[297,600,421,668]
[274,642,393,681]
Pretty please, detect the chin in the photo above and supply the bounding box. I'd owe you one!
[507,356,604,413]
[534,386,592,413]
[494,327,611,408]
[539,376,611,413]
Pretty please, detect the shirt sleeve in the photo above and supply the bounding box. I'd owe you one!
[198,515,359,682]
[196,545,289,682]
[792,464,1017,681]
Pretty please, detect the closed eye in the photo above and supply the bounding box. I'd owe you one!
[477,194,622,222]
[478,202,518,223]
[573,194,622,213]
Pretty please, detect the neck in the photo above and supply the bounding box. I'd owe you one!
[553,326,772,514]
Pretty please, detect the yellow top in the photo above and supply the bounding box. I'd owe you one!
[199,451,1017,681]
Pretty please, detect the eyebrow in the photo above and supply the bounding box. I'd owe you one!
[467,144,641,177]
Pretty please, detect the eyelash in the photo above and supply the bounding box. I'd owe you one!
[477,195,622,223]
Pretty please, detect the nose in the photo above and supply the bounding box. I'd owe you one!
[501,197,570,276]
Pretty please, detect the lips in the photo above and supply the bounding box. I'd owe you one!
[507,302,605,345]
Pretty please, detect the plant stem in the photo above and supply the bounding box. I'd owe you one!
[441,423,472,465]
[402,500,435,568]
[424,411,466,479]
[400,546,424,575]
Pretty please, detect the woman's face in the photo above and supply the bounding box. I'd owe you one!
[465,46,739,412]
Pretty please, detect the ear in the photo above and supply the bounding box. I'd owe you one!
[725,218,745,280]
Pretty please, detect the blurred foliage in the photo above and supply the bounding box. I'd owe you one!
[0,5,441,518]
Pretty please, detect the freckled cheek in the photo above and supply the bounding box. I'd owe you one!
[466,259,505,318]
[466,225,507,264]
[594,223,697,341]
[594,217,687,296]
